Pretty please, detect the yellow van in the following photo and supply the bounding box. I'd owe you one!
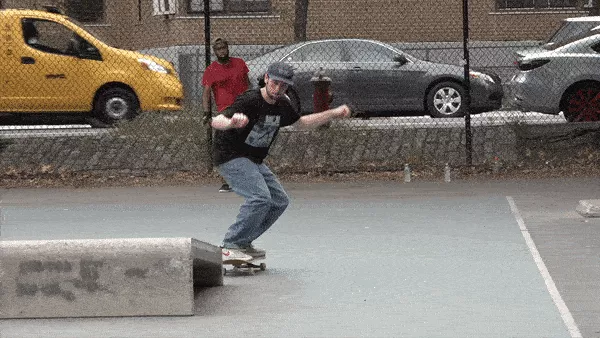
[0,7,183,124]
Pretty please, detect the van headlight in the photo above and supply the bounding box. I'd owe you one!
[138,58,168,74]
[469,71,495,83]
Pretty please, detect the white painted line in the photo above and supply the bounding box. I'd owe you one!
[0,125,91,130]
[507,196,582,338]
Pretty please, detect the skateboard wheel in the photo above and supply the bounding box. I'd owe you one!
[259,263,266,271]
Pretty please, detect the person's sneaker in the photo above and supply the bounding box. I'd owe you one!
[219,183,232,193]
[222,248,252,262]
[239,245,266,259]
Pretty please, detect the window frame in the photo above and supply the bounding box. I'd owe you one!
[495,0,585,11]
[187,0,271,15]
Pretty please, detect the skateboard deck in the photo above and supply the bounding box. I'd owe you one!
[223,258,266,276]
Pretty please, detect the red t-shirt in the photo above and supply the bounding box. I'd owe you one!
[202,57,249,112]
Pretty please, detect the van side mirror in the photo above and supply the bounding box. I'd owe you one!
[393,54,408,65]
[79,47,101,61]
[77,40,102,61]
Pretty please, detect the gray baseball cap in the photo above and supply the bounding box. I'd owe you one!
[267,62,294,85]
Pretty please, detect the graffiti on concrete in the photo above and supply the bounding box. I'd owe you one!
[17,259,109,301]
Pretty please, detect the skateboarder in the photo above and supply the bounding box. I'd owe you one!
[211,62,352,261]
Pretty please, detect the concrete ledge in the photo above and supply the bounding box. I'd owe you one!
[576,200,600,218]
[0,237,222,319]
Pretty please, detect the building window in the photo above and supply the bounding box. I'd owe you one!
[188,0,270,14]
[65,0,105,22]
[496,0,583,9]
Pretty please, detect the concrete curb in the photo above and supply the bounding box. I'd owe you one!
[0,237,222,319]
[576,200,600,218]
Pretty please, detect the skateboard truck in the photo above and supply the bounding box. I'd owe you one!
[223,260,266,276]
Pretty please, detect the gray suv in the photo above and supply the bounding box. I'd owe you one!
[507,32,600,122]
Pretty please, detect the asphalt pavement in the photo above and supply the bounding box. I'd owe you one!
[1,178,599,337]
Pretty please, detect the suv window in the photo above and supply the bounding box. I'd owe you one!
[549,31,600,50]
[546,20,600,47]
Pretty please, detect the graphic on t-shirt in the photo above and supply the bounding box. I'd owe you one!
[245,115,280,148]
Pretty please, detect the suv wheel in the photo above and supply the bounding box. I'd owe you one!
[562,83,600,122]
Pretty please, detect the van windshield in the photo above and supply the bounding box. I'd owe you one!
[545,21,600,47]
[66,17,111,46]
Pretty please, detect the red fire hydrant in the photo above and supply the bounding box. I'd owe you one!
[311,67,333,114]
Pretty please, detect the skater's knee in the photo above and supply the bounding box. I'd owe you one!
[273,193,289,210]
[249,191,272,206]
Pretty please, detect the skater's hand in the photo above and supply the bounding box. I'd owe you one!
[211,113,249,130]
[230,113,249,128]
[335,105,352,118]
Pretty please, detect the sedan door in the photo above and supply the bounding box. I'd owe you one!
[281,41,348,114]
[343,40,408,113]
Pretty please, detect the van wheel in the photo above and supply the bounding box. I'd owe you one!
[94,87,139,124]
[427,82,465,118]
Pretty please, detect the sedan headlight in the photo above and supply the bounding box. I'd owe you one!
[469,71,495,83]
[138,58,168,74]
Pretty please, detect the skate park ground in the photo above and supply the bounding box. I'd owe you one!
[1,177,599,337]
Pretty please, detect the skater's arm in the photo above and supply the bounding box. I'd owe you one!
[293,105,351,130]
[211,113,249,130]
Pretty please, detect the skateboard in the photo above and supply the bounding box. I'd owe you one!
[222,258,266,276]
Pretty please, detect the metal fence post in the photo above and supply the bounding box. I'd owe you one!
[462,0,473,167]
[204,0,213,173]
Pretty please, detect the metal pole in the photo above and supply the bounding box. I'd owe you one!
[462,0,473,167]
[204,0,213,172]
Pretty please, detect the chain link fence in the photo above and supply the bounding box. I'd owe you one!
[0,0,599,178]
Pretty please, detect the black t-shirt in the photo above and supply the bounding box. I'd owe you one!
[213,89,300,166]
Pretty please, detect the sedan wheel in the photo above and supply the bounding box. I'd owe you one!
[427,82,465,118]
[563,84,600,122]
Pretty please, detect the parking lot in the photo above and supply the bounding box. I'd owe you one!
[1,178,599,337]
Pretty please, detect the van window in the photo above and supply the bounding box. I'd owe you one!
[21,18,86,57]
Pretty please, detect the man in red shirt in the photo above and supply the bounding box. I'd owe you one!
[202,38,250,192]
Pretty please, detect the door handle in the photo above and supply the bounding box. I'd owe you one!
[352,66,362,71]
[21,57,35,64]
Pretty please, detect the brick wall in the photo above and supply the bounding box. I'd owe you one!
[1,0,592,49]
[306,0,464,42]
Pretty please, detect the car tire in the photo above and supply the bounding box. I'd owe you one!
[93,87,139,124]
[427,81,465,118]
[562,83,600,122]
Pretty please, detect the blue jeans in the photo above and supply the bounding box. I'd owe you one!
[217,157,289,249]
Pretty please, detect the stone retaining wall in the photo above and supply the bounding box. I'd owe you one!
[0,122,598,176]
